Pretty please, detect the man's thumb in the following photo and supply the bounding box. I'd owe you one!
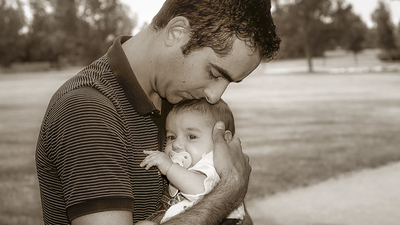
[212,121,225,142]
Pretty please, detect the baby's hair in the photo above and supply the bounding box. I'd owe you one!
[169,98,235,135]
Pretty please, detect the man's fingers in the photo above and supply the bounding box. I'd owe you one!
[212,121,226,143]
[211,122,252,207]
[212,121,229,162]
[213,121,235,177]
[228,136,242,149]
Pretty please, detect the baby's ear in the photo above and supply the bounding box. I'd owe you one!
[224,130,233,143]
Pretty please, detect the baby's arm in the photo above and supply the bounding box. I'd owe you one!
[167,163,206,195]
[140,151,206,195]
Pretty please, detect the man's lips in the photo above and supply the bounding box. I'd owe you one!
[186,92,199,100]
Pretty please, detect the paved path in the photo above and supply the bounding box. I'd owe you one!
[247,162,400,225]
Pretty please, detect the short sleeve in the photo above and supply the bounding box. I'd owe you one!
[184,152,220,201]
[43,87,134,220]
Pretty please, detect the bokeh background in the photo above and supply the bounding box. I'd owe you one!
[1,0,400,224]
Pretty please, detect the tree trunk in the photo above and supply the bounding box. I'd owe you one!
[353,52,358,65]
[303,26,314,73]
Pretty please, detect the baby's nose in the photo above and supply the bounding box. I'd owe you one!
[172,141,183,151]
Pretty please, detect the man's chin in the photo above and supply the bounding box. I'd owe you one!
[166,96,184,104]
[167,95,202,104]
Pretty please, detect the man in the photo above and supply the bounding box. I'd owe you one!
[35,0,280,224]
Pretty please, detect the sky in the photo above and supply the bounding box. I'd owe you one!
[121,0,400,34]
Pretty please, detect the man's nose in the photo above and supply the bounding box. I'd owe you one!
[204,81,229,104]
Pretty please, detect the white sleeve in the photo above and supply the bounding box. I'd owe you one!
[183,152,220,202]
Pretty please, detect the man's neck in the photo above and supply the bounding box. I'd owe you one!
[122,26,163,110]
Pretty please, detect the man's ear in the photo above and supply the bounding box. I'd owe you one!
[224,130,233,143]
[164,16,190,47]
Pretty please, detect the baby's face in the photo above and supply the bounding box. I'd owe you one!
[165,111,214,167]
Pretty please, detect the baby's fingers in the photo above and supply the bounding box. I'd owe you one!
[140,157,155,170]
[143,150,158,155]
[144,160,156,170]
[140,154,152,168]
[139,157,148,168]
[140,152,159,169]
[140,151,156,167]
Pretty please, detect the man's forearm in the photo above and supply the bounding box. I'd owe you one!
[162,122,251,224]
[162,177,243,225]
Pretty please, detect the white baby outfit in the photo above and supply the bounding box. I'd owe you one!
[161,151,245,223]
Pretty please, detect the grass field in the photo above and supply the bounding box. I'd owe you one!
[0,50,399,224]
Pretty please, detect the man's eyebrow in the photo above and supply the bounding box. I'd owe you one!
[211,63,241,83]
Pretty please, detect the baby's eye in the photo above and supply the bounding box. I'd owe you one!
[167,135,176,141]
[188,134,197,140]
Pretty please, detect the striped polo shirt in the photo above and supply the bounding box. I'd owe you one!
[36,36,172,224]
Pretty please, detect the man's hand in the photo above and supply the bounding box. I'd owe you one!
[161,122,252,224]
[140,151,173,175]
[212,121,252,201]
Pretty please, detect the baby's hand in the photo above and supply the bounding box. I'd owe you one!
[140,150,173,175]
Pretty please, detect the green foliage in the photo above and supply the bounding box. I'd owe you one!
[0,0,25,67]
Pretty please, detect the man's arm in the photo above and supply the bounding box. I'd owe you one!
[72,121,250,225]
[71,211,133,225]
[162,121,251,224]
[49,88,138,225]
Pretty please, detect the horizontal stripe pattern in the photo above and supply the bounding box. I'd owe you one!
[36,55,164,224]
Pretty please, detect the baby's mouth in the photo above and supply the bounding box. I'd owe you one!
[170,151,192,169]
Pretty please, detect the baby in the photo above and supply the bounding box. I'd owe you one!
[140,98,245,224]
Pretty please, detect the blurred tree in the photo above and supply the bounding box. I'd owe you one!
[273,0,333,72]
[331,0,367,64]
[0,0,25,67]
[51,0,79,66]
[26,0,136,67]
[74,0,136,64]
[371,0,397,51]
[296,0,332,72]
[364,27,378,49]
[346,17,368,64]
[396,21,400,49]
[27,0,63,67]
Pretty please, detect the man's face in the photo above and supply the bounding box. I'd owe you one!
[164,111,214,167]
[156,38,261,104]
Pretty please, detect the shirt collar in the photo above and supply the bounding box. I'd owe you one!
[107,35,160,116]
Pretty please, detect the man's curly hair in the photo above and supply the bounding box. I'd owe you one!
[152,0,281,62]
